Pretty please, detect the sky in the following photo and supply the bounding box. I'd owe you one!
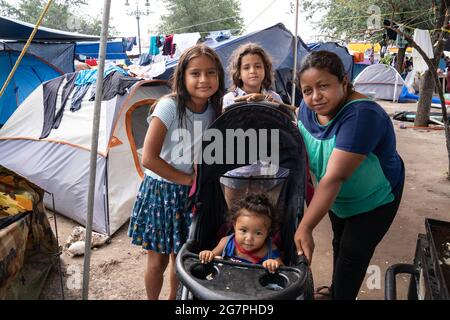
[5,0,323,42]
[99,0,322,42]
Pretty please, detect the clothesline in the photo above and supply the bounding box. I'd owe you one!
[324,8,431,22]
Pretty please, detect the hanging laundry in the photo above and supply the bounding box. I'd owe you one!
[138,52,153,66]
[71,84,90,112]
[85,58,98,67]
[93,71,140,101]
[384,20,398,40]
[41,73,77,139]
[412,28,434,73]
[75,64,129,86]
[396,25,408,48]
[122,37,137,51]
[162,34,175,56]
[209,30,231,42]
[149,35,160,55]
[172,32,201,58]
[156,35,163,48]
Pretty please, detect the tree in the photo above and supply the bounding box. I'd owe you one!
[158,0,244,34]
[302,0,434,73]
[0,0,115,36]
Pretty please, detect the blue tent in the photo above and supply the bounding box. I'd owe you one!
[0,50,62,125]
[307,42,354,79]
[0,15,99,125]
[158,23,310,104]
[76,40,129,60]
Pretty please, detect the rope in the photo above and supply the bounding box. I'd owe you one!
[0,0,54,98]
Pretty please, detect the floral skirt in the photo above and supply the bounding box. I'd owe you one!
[127,175,191,254]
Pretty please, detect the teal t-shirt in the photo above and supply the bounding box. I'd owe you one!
[298,99,404,218]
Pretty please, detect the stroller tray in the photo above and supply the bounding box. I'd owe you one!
[178,254,307,300]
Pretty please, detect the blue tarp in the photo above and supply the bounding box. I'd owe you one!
[0,51,62,125]
[307,42,354,79]
[1,42,75,74]
[0,15,100,41]
[75,41,129,60]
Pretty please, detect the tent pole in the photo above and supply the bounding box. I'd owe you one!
[291,0,299,106]
[0,0,54,98]
[82,0,112,300]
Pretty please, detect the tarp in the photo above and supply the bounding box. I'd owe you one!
[76,40,128,60]
[0,166,58,299]
[307,42,354,79]
[0,50,62,125]
[0,15,100,41]
[1,41,75,74]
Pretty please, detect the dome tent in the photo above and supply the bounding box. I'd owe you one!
[353,64,407,102]
[0,74,171,235]
[0,50,63,125]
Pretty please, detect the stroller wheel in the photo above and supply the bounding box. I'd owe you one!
[176,283,194,300]
[296,268,314,300]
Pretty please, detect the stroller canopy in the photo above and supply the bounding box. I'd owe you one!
[192,102,308,265]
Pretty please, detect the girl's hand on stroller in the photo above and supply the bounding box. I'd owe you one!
[234,93,268,103]
[199,250,215,264]
[263,259,280,273]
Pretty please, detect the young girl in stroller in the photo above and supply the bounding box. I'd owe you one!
[199,193,283,274]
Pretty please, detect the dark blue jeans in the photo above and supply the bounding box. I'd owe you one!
[329,185,404,300]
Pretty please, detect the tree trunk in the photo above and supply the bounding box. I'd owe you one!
[415,71,435,126]
[396,47,406,74]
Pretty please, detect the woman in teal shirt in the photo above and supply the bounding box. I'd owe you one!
[295,51,405,300]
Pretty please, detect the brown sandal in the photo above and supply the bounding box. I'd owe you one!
[314,286,331,300]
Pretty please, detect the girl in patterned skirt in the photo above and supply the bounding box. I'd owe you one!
[128,45,225,299]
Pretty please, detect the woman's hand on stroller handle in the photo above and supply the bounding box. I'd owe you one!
[294,223,314,265]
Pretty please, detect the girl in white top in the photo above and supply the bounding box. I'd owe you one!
[128,45,225,300]
[223,42,282,108]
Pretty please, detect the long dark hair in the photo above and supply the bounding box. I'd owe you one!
[169,45,225,127]
[228,43,274,92]
[297,50,353,93]
[228,193,278,236]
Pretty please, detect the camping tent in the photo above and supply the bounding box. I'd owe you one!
[0,75,171,235]
[353,64,406,102]
[0,15,100,125]
[0,49,63,125]
[158,23,310,104]
[307,42,354,79]
[0,166,58,299]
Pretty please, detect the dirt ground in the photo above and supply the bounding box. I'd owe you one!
[39,100,450,300]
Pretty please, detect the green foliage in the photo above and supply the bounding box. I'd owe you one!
[302,0,436,42]
[158,0,244,34]
[0,0,115,36]
[379,53,393,65]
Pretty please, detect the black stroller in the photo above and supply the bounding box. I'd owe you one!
[176,101,314,300]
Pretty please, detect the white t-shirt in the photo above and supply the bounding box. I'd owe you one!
[145,97,215,181]
[223,87,282,108]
